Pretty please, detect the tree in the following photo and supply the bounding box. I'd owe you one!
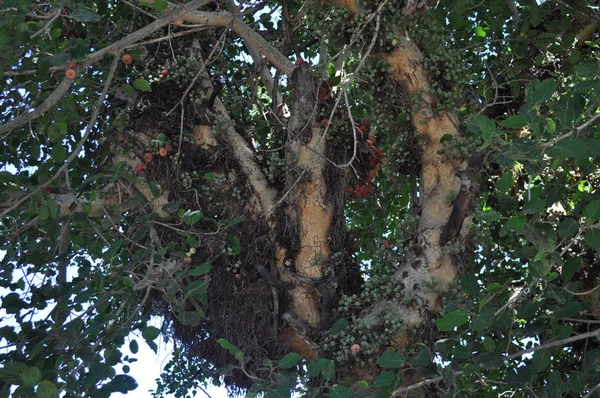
[1,0,599,396]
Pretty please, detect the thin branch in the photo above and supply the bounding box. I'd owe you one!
[30,6,61,39]
[0,55,120,219]
[541,113,600,148]
[392,327,600,396]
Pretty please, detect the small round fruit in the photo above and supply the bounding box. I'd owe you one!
[159,147,168,157]
[351,344,361,353]
[183,257,192,264]
[121,54,133,65]
[320,119,329,127]
[174,18,184,26]
[65,69,77,79]
[161,69,168,77]
[383,240,391,250]
[135,163,144,175]
[189,248,197,254]
[295,58,304,65]
[165,145,173,152]
[143,152,153,164]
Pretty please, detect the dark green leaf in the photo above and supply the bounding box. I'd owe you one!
[0,362,29,384]
[408,350,431,367]
[132,78,152,92]
[373,370,395,387]
[330,318,348,336]
[329,385,351,398]
[524,222,555,252]
[278,353,302,369]
[532,349,551,372]
[554,301,583,318]
[436,310,469,331]
[102,375,138,394]
[499,115,528,129]
[562,258,581,282]
[460,275,479,296]
[188,263,211,276]
[584,199,600,221]
[584,228,600,250]
[506,215,525,231]
[526,78,557,104]
[142,326,160,342]
[129,340,139,354]
[558,218,579,239]
[69,7,101,22]
[549,139,600,160]
[376,351,405,369]
[21,367,41,387]
[472,307,494,332]
[35,381,58,398]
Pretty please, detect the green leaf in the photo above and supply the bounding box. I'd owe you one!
[308,358,331,377]
[35,381,58,398]
[554,301,583,318]
[373,370,395,387]
[104,239,123,259]
[153,0,169,11]
[102,375,138,394]
[460,275,479,296]
[330,318,348,336]
[562,258,581,282]
[549,139,600,160]
[188,263,211,276]
[69,7,101,22]
[278,353,302,369]
[526,78,557,104]
[499,115,528,129]
[506,215,525,231]
[467,115,497,140]
[552,94,585,128]
[524,222,556,252]
[558,218,579,239]
[408,350,431,367]
[376,351,405,369]
[477,210,501,221]
[475,26,486,37]
[584,228,600,250]
[132,78,152,92]
[584,199,600,221]
[50,144,68,162]
[142,326,160,342]
[216,338,242,356]
[129,340,139,354]
[329,385,351,398]
[497,171,513,193]
[532,349,551,372]
[358,380,368,388]
[0,362,29,384]
[21,367,41,387]
[436,309,469,331]
[472,307,494,332]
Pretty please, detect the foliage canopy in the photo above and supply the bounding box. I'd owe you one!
[1,0,600,397]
